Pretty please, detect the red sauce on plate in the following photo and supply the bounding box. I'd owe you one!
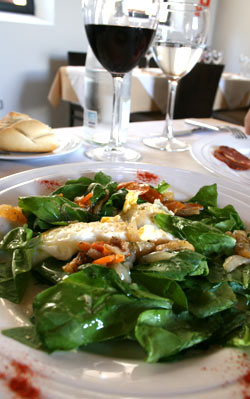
[0,360,41,399]
[136,170,159,184]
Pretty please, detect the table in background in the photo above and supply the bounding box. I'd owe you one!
[0,118,244,181]
[48,66,167,114]
[213,72,250,110]
[48,67,250,115]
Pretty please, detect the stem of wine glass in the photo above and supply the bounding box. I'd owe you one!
[164,79,177,140]
[85,71,141,161]
[108,74,124,151]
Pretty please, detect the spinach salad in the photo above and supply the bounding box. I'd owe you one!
[0,171,250,363]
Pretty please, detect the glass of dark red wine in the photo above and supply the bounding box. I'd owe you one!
[83,0,160,162]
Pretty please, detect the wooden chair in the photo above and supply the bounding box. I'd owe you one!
[67,51,86,126]
[212,106,248,126]
[173,62,224,119]
[138,55,158,68]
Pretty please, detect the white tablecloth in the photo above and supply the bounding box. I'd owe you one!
[48,67,250,114]
[0,119,243,181]
[48,66,167,114]
[214,72,250,110]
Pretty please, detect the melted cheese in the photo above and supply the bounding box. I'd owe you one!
[34,201,176,264]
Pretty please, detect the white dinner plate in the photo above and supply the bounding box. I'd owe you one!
[190,133,250,183]
[0,129,82,160]
[0,162,249,399]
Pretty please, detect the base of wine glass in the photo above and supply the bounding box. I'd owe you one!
[85,145,141,162]
[143,136,189,152]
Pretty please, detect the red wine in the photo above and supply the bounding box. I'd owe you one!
[85,24,155,74]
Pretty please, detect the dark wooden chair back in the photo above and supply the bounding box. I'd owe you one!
[173,62,224,119]
[138,56,159,68]
[67,51,86,126]
[67,51,87,66]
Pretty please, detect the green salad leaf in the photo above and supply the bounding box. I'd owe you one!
[133,250,208,280]
[135,309,221,362]
[0,227,39,303]
[31,266,172,352]
[154,214,236,256]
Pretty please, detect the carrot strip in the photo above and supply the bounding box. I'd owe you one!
[102,246,113,256]
[92,254,125,265]
[91,241,105,252]
[77,241,92,252]
[78,192,93,205]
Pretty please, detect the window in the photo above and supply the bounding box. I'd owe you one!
[0,0,35,15]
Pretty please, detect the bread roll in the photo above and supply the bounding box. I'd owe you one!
[0,111,58,153]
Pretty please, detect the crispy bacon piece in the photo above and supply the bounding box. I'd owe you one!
[214,146,250,170]
[118,181,203,215]
[175,202,204,216]
[117,182,163,203]
[63,252,89,273]
[226,230,250,259]
[117,182,149,194]
[162,200,203,216]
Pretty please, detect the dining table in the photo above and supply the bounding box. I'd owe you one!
[0,118,249,185]
[48,66,250,114]
[0,117,250,399]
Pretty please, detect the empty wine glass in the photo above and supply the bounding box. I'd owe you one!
[202,47,212,64]
[83,0,160,162]
[144,48,153,68]
[143,1,209,152]
[211,49,223,65]
[239,53,248,77]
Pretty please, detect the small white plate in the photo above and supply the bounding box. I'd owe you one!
[190,133,250,183]
[0,162,249,399]
[0,129,83,160]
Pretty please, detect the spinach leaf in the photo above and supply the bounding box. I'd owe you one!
[205,308,250,349]
[208,258,250,289]
[183,279,236,318]
[131,272,188,310]
[226,311,250,348]
[155,181,170,194]
[32,266,172,352]
[199,204,245,233]
[133,251,208,280]
[188,184,218,208]
[52,172,112,200]
[2,326,43,350]
[155,214,235,256]
[187,184,244,232]
[19,195,96,230]
[52,180,91,200]
[0,227,39,303]
[94,171,112,185]
[100,188,127,216]
[135,309,220,362]
[32,258,67,285]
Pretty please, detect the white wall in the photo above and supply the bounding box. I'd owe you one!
[211,0,250,74]
[0,0,87,127]
[1,0,248,128]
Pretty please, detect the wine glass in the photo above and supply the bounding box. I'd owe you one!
[144,48,153,68]
[211,49,223,65]
[143,1,209,152]
[83,0,160,162]
[239,53,248,77]
[202,47,212,64]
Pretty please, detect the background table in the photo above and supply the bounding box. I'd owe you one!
[0,118,245,181]
[48,67,250,114]
[213,72,250,110]
[48,66,167,114]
